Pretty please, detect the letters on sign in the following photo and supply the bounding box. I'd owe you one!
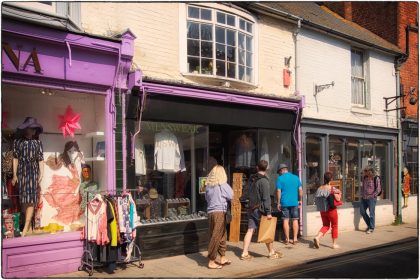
[2,42,42,73]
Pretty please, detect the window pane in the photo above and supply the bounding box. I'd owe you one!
[352,78,365,105]
[351,50,363,77]
[329,137,344,195]
[187,39,200,56]
[200,24,213,41]
[246,67,252,83]
[227,62,236,78]
[246,22,252,33]
[188,56,200,73]
[375,142,387,199]
[239,50,245,65]
[217,12,225,24]
[201,8,212,20]
[216,44,226,60]
[227,14,235,26]
[216,60,226,76]
[201,41,213,58]
[246,36,252,51]
[306,136,322,205]
[227,46,235,62]
[238,33,245,49]
[188,6,199,19]
[239,65,245,80]
[201,58,213,75]
[187,22,199,39]
[216,27,225,43]
[344,139,359,202]
[239,19,246,30]
[246,52,252,67]
[227,29,236,46]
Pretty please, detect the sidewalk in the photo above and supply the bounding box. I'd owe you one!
[51,222,418,278]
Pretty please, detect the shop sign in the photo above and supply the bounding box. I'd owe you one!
[2,42,42,73]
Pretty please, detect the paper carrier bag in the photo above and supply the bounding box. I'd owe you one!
[257,215,277,243]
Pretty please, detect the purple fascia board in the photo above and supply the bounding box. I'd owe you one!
[142,82,303,111]
[2,231,81,249]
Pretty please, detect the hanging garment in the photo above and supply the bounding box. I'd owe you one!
[235,134,255,168]
[154,130,181,172]
[135,138,147,175]
[260,137,269,163]
[86,194,109,245]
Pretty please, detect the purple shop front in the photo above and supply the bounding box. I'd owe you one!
[1,17,136,278]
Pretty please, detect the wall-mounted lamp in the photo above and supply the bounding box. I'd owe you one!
[314,81,335,97]
[41,89,54,96]
[384,86,417,112]
[284,56,292,67]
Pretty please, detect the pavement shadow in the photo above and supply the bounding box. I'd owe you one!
[227,244,270,259]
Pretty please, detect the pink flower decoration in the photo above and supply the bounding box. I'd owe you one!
[58,106,81,137]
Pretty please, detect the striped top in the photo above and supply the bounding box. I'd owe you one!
[314,186,339,212]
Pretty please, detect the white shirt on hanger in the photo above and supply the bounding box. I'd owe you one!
[135,138,147,175]
[154,130,181,172]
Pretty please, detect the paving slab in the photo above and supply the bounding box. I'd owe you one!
[51,222,418,278]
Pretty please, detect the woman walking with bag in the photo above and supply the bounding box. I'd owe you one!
[205,165,233,269]
[313,172,342,249]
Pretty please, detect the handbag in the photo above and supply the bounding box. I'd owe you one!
[226,201,232,224]
[327,186,342,209]
[257,215,277,243]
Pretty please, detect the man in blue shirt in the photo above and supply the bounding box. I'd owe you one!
[276,163,303,244]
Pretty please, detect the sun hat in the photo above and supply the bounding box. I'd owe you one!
[17,117,43,134]
[277,163,288,173]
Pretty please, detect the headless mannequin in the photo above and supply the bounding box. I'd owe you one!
[12,128,44,237]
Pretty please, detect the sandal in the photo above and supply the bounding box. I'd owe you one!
[281,239,290,244]
[268,251,283,259]
[291,240,299,245]
[313,237,320,249]
[240,254,253,260]
[208,264,223,269]
[217,259,232,265]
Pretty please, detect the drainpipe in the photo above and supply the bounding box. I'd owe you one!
[394,59,405,224]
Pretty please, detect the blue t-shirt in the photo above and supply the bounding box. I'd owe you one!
[276,172,302,207]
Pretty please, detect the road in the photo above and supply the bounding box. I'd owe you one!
[262,238,418,279]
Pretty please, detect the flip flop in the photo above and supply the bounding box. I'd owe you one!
[281,239,290,244]
[291,240,299,245]
[268,251,284,259]
[208,264,223,269]
[217,260,232,265]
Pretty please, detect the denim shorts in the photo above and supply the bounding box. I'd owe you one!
[247,208,262,229]
[280,206,299,220]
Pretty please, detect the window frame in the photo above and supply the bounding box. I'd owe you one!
[351,48,369,108]
[183,4,256,85]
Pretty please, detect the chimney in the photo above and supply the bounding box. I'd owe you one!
[344,2,353,21]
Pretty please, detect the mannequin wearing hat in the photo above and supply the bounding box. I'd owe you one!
[12,117,44,237]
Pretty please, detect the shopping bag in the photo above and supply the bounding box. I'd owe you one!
[257,215,277,243]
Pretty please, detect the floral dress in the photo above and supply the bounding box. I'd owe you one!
[13,138,43,205]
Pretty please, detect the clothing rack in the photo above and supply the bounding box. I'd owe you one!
[79,189,144,276]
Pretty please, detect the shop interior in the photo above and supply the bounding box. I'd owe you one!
[2,84,106,238]
[134,121,293,225]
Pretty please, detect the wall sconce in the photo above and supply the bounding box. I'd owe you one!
[314,81,334,97]
[284,56,292,67]
[41,89,54,96]
[384,86,417,112]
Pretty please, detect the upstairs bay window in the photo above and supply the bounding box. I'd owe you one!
[187,5,254,83]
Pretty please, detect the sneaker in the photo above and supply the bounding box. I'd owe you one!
[366,229,374,234]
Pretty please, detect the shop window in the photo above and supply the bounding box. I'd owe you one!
[351,48,368,108]
[2,85,106,238]
[305,136,322,205]
[328,137,344,187]
[344,139,360,202]
[133,121,208,224]
[374,141,388,199]
[186,5,254,83]
[258,129,292,195]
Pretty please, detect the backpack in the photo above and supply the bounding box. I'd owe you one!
[374,176,382,196]
[239,175,267,211]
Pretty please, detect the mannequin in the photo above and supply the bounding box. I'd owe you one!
[12,117,44,237]
[402,167,411,208]
[79,164,99,212]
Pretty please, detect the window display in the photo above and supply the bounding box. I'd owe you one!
[135,121,208,224]
[305,136,322,205]
[1,85,106,238]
